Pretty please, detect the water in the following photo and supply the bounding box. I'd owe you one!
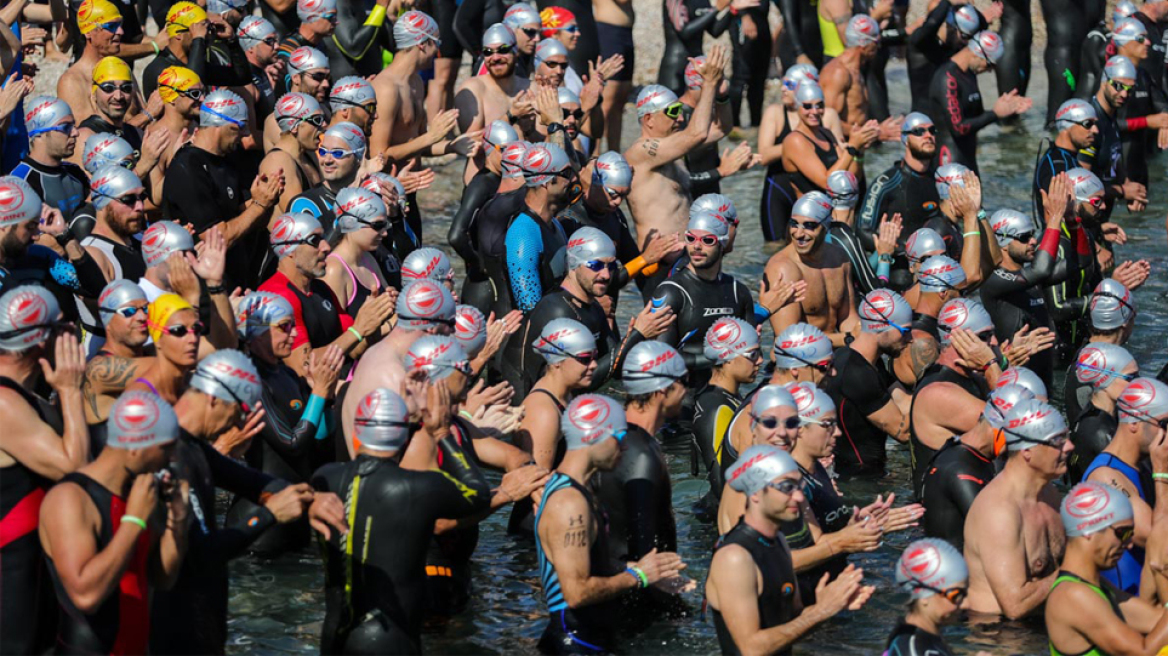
[225,60,1168,655]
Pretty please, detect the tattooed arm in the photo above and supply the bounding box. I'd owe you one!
[82,355,149,423]
[537,487,639,608]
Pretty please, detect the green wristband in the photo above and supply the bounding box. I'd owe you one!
[458,409,474,421]
[1153,472,1168,481]
[121,515,147,531]
[963,231,980,238]
[348,326,364,343]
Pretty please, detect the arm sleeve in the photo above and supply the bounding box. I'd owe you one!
[52,247,106,297]
[1042,237,1087,323]
[504,215,546,313]
[447,175,492,274]
[776,0,807,57]
[1021,235,1058,284]
[856,169,894,237]
[185,37,209,83]
[621,450,665,560]
[649,282,686,347]
[259,386,326,460]
[426,434,493,519]
[948,473,987,518]
[675,0,721,39]
[908,0,950,48]
[331,3,386,63]
[197,440,287,562]
[163,158,224,233]
[203,38,252,87]
[590,326,646,389]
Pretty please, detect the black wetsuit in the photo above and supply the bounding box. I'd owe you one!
[259,0,299,36]
[923,214,963,262]
[1067,400,1117,486]
[0,245,106,323]
[728,4,771,127]
[250,62,278,124]
[909,364,989,499]
[691,384,742,500]
[314,438,491,655]
[760,108,797,243]
[452,0,507,60]
[1042,221,1102,353]
[78,115,143,153]
[1063,341,1107,424]
[448,169,501,314]
[328,0,392,78]
[777,0,824,68]
[594,424,677,565]
[799,460,852,532]
[557,198,641,305]
[919,437,994,552]
[906,0,981,113]
[477,187,527,320]
[828,221,884,296]
[1118,66,1168,190]
[822,346,897,478]
[884,621,955,656]
[9,157,89,223]
[142,36,251,100]
[1033,142,1084,229]
[1076,23,1110,103]
[651,267,754,387]
[710,519,803,656]
[929,60,996,172]
[1038,0,1105,121]
[658,0,732,93]
[858,159,942,291]
[151,432,287,655]
[1080,96,1125,213]
[979,252,1058,386]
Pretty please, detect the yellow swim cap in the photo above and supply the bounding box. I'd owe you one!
[157,66,201,104]
[92,56,132,89]
[77,0,122,35]
[166,2,207,38]
[148,293,194,342]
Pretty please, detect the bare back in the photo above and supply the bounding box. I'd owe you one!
[340,337,407,453]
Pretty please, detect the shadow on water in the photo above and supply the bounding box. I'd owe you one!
[226,60,1168,655]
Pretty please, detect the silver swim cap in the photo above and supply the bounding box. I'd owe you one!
[397,279,457,330]
[683,56,705,89]
[845,14,881,47]
[141,220,194,268]
[238,15,277,51]
[622,341,687,396]
[692,193,737,225]
[401,247,455,282]
[968,30,1005,64]
[404,335,471,380]
[533,317,596,365]
[901,111,935,145]
[353,388,411,452]
[635,84,680,118]
[1117,377,1168,424]
[794,81,825,104]
[859,288,913,333]
[983,384,1036,430]
[208,0,247,14]
[393,10,440,49]
[791,190,833,224]
[917,254,966,294]
[1113,0,1139,25]
[500,141,530,180]
[236,291,295,341]
[359,173,408,214]
[782,63,819,88]
[1089,278,1136,331]
[535,38,568,66]
[996,365,1048,400]
[98,280,147,327]
[726,444,799,495]
[190,349,262,412]
[1066,167,1105,204]
[752,384,798,417]
[1062,481,1134,538]
[297,0,336,23]
[593,151,633,189]
[503,2,541,28]
[1074,343,1137,390]
[0,176,43,227]
[106,391,180,450]
[566,227,616,270]
[0,285,59,351]
[827,170,859,209]
[687,208,731,243]
[330,76,376,112]
[561,394,627,451]
[1053,98,1097,133]
[990,209,1033,247]
[89,165,143,210]
[485,119,519,150]
[896,538,969,600]
[935,162,970,200]
[937,298,994,345]
[1112,17,1147,46]
[482,22,516,47]
[1104,55,1138,82]
[24,96,73,137]
[453,304,487,357]
[200,88,248,127]
[557,87,580,106]
[905,228,946,265]
[287,45,330,75]
[704,316,759,364]
[950,4,981,37]
[773,322,833,369]
[1001,399,1067,451]
[320,121,367,158]
[787,381,835,421]
[335,187,387,234]
[521,143,571,187]
[82,133,135,174]
[270,212,322,258]
[275,92,324,133]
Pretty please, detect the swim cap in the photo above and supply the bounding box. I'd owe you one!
[996,365,1048,400]
[401,247,455,282]
[482,22,516,47]
[24,96,73,138]
[92,56,131,88]
[949,4,981,37]
[200,88,247,127]
[684,56,705,89]
[353,388,411,452]
[485,119,519,150]
[937,298,994,345]
[287,46,330,75]
[453,305,487,357]
[859,288,912,333]
[794,82,825,104]
[520,142,571,187]
[297,0,336,23]
[146,294,193,342]
[752,384,798,416]
[274,90,322,133]
[207,0,247,16]
[157,65,201,104]
[983,384,1036,430]
[1112,17,1147,46]
[791,190,833,224]
[165,2,206,38]
[0,285,59,351]
[623,341,687,395]
[635,85,680,118]
[106,391,180,450]
[396,279,457,330]
[917,254,966,294]
[967,30,1004,64]
[533,317,596,365]
[535,38,568,66]
[1113,0,1139,26]
[77,0,121,35]
[85,141,135,183]
[238,16,277,51]
[0,176,43,227]
[782,63,819,87]
[557,87,580,106]
[500,141,529,180]
[773,322,833,369]
[900,111,935,144]
[334,187,386,234]
[1075,343,1137,390]
[788,381,835,421]
[1117,377,1168,424]
[89,165,142,210]
[540,6,575,37]
[504,2,541,28]
[704,316,759,364]
[845,14,880,47]
[404,335,471,380]
[141,220,193,268]
[320,121,367,158]
[235,291,295,341]
[1001,399,1067,451]
[566,227,616,270]
[935,162,970,200]
[896,538,969,600]
[1066,167,1105,204]
[727,444,799,495]
[330,76,376,112]
[1054,98,1097,133]
[593,151,633,189]
[692,193,737,225]
[827,170,860,209]
[1062,481,1134,538]
[905,227,946,265]
[990,208,1033,247]
[1089,278,1136,330]
[687,208,731,243]
[191,349,262,411]
[269,212,322,258]
[562,394,627,450]
[98,280,147,327]
[1104,55,1138,81]
[359,173,408,214]
[393,10,440,49]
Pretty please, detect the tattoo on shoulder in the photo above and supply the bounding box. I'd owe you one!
[910,338,939,381]
[1112,479,1132,498]
[643,139,660,158]
[564,526,588,548]
[86,355,138,391]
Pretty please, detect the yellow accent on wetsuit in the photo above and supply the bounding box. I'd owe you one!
[344,474,363,609]
[712,405,734,466]
[819,10,846,59]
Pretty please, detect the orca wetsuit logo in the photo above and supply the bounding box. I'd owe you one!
[405,281,444,318]
[568,398,610,443]
[900,543,942,582]
[113,396,161,442]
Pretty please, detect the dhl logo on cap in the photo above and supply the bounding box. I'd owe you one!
[78,0,122,35]
[166,2,207,37]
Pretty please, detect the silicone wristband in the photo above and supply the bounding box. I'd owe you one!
[458,409,474,420]
[366,4,387,26]
[121,515,147,530]
[1153,472,1168,481]
[963,231,980,238]
[348,326,364,343]
[624,256,647,277]
[626,566,648,588]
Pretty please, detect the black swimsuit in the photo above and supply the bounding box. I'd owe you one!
[760,109,797,242]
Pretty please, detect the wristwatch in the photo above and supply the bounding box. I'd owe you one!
[548,122,565,134]
[845,145,861,157]
[54,227,76,247]
[844,334,855,346]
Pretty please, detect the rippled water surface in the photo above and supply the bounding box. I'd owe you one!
[225,61,1168,655]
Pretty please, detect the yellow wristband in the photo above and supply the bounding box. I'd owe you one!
[366,4,387,27]
[624,256,647,278]
[642,263,660,278]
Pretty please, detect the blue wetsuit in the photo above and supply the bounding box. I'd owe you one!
[503,210,568,314]
[1083,453,1145,594]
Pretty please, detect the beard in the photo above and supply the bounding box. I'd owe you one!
[0,228,29,262]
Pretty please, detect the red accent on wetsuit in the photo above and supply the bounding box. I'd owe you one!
[1124,116,1148,131]
[1039,228,1061,257]
[945,72,971,136]
[259,271,355,351]
[956,474,985,484]
[108,494,152,656]
[1071,223,1091,256]
[0,487,46,549]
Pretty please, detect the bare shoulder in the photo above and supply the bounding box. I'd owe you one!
[765,248,803,280]
[457,75,484,95]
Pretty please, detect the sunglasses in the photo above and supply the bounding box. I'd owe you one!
[906,126,937,137]
[93,190,148,206]
[164,321,207,338]
[305,71,331,83]
[583,259,618,272]
[319,12,337,22]
[996,231,1035,243]
[1002,429,1069,449]
[802,102,825,111]
[663,102,684,119]
[274,233,325,249]
[1082,195,1107,209]
[542,338,598,366]
[775,350,832,373]
[358,218,389,231]
[801,417,840,431]
[563,108,584,121]
[29,123,77,137]
[1109,79,1134,92]
[1070,119,1098,130]
[287,113,327,129]
[270,320,296,334]
[318,146,357,159]
[916,584,968,605]
[782,79,799,91]
[261,36,279,47]
[104,305,147,319]
[791,219,824,232]
[543,60,569,70]
[1111,524,1135,544]
[765,479,802,495]
[752,414,802,431]
[163,84,205,102]
[191,369,251,413]
[602,185,628,200]
[97,81,134,95]
[482,44,514,56]
[685,231,720,247]
[521,27,540,37]
[1133,34,1149,44]
[557,25,580,33]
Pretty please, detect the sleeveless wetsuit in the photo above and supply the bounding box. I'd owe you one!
[799,460,853,532]
[919,437,994,552]
[760,109,797,243]
[9,157,89,222]
[508,390,567,535]
[478,188,527,319]
[1048,571,1123,656]
[77,234,147,337]
[327,253,381,318]
[448,169,501,314]
[1083,453,1145,593]
[692,384,742,500]
[909,364,989,499]
[594,424,677,563]
[785,129,840,195]
[822,346,898,478]
[259,271,355,353]
[928,60,995,172]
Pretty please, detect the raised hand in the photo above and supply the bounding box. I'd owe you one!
[1112,260,1151,290]
[641,230,683,264]
[307,345,345,398]
[426,108,460,144]
[1041,172,1072,226]
[632,302,676,338]
[876,213,903,257]
[40,331,85,393]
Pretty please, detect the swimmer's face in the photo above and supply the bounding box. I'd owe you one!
[727,348,762,384]
[0,217,39,259]
[789,216,826,255]
[559,349,599,388]
[1096,521,1135,567]
[352,215,387,251]
[296,69,332,103]
[663,379,687,418]
[1027,432,1073,476]
[573,256,614,297]
[261,319,297,359]
[796,98,825,127]
[172,83,205,118]
[1006,232,1037,263]
[109,300,150,348]
[292,229,330,278]
[760,471,804,522]
[516,23,541,55]
[88,21,124,57]
[317,134,360,182]
[160,308,201,366]
[560,102,582,139]
[797,411,839,459]
[483,43,517,78]
[1120,36,1149,62]
[554,21,579,49]
[906,127,936,159]
[753,405,799,451]
[538,55,569,87]
[93,78,133,121]
[685,229,722,267]
[1077,192,1106,221]
[1069,120,1099,150]
[919,582,969,623]
[1106,77,1134,108]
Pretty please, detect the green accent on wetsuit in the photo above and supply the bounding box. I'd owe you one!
[1063,68,1076,91]
[819,10,845,58]
[1048,573,1120,656]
